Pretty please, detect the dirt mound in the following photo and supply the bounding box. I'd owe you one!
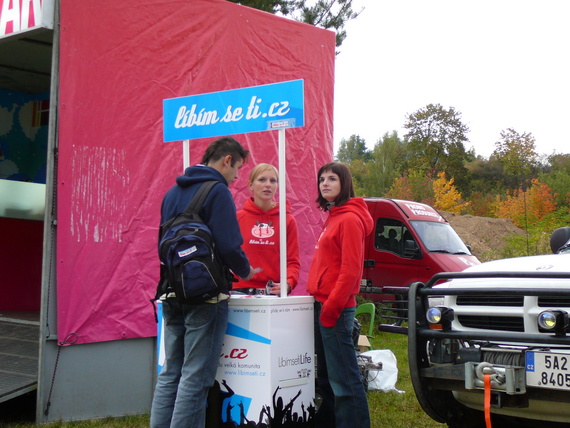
[441,211,525,260]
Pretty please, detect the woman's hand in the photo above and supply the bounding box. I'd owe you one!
[268,282,291,295]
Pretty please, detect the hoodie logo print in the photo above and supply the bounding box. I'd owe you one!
[251,221,275,238]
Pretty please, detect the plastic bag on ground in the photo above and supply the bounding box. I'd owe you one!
[360,349,405,393]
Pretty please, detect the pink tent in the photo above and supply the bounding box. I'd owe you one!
[57,0,335,345]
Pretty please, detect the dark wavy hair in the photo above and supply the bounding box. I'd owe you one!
[315,162,355,210]
[201,136,249,166]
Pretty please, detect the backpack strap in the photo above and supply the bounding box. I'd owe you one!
[184,180,218,215]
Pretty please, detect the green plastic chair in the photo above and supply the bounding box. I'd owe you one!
[355,302,376,345]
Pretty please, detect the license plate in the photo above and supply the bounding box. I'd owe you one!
[526,351,570,391]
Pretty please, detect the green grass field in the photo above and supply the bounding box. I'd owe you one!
[366,329,443,428]
[1,319,444,428]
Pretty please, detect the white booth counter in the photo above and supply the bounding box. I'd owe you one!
[157,295,315,427]
[213,295,315,426]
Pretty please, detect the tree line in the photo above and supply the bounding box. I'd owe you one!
[336,103,570,257]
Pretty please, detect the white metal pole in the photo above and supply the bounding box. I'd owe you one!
[183,139,190,171]
[278,129,287,297]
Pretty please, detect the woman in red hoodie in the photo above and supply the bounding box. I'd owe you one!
[307,162,373,428]
[235,163,300,295]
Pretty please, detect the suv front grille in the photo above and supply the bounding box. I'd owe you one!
[538,296,570,307]
[457,315,524,332]
[456,295,524,306]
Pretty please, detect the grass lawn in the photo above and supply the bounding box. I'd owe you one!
[0,320,444,427]
[366,329,444,428]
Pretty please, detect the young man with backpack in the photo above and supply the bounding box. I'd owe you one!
[150,136,257,428]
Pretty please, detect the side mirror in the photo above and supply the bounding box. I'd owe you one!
[403,239,420,258]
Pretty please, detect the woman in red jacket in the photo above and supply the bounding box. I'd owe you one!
[235,163,300,295]
[307,162,373,428]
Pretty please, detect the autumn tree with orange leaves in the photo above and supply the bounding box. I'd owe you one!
[494,179,557,228]
[386,170,435,205]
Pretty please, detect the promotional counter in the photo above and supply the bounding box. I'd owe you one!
[158,295,315,427]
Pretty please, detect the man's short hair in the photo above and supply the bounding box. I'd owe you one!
[201,136,250,166]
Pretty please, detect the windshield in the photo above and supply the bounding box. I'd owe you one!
[410,220,471,255]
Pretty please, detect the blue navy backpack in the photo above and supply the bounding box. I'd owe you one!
[154,181,233,305]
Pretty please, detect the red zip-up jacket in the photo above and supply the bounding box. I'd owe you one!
[307,197,373,327]
[236,197,300,290]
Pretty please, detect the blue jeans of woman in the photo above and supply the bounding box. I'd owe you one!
[150,298,228,428]
[314,302,370,428]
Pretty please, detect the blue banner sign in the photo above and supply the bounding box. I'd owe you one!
[163,80,304,142]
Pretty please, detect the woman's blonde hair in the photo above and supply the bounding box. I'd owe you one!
[248,163,278,187]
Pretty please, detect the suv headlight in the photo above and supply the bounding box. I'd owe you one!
[538,310,569,336]
[426,306,454,331]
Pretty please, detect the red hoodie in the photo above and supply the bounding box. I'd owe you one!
[307,197,374,327]
[236,198,300,290]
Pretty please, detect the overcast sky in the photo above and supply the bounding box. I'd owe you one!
[333,0,570,159]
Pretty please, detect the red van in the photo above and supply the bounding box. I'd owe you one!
[360,198,480,320]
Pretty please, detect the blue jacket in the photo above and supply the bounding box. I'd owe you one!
[161,164,251,280]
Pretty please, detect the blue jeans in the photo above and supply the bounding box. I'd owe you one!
[150,299,228,428]
[314,303,370,428]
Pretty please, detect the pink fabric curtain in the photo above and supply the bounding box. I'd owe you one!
[57,0,335,344]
